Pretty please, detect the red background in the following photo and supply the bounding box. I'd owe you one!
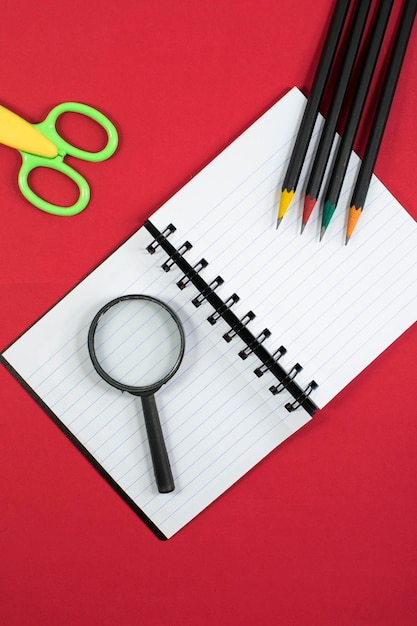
[1,1,416,624]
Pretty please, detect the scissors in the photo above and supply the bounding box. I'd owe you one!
[0,102,118,216]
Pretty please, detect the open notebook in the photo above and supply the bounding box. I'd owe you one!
[2,87,417,539]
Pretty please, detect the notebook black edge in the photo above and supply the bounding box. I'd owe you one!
[0,277,169,542]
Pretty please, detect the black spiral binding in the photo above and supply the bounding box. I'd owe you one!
[144,220,318,416]
[146,223,176,253]
[192,276,224,307]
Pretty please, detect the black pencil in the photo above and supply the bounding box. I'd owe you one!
[320,0,394,241]
[276,0,351,229]
[301,0,372,233]
[346,0,417,243]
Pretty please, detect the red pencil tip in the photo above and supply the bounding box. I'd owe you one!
[301,195,317,232]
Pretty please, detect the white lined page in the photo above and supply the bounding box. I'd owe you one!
[3,88,417,537]
[152,87,417,407]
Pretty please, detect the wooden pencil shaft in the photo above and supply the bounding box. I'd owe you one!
[282,0,351,192]
[305,0,372,201]
[324,0,394,207]
[350,0,417,210]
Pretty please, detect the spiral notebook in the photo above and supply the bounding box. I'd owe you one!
[2,87,417,539]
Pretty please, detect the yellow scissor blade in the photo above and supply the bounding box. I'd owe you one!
[0,105,58,158]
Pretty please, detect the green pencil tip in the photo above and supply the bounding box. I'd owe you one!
[319,226,326,242]
[322,200,336,232]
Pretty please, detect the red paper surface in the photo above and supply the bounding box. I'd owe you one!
[1,1,416,624]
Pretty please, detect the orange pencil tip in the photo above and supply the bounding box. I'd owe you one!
[346,205,362,241]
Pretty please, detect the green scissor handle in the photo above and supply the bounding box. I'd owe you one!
[18,102,118,216]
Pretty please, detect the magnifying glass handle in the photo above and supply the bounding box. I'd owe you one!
[140,394,175,493]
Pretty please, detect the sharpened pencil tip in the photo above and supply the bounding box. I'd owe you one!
[276,217,282,230]
[302,195,316,230]
[277,189,295,222]
[346,205,362,242]
[319,226,326,242]
[345,235,350,246]
[300,222,306,235]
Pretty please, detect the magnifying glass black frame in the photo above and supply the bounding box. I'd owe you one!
[87,294,185,493]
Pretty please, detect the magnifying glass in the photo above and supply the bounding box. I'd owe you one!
[87,294,185,493]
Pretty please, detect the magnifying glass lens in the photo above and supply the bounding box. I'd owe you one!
[88,295,185,493]
[93,297,183,389]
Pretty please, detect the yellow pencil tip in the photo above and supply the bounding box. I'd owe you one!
[277,189,294,221]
